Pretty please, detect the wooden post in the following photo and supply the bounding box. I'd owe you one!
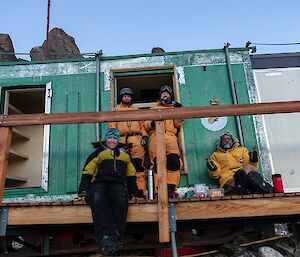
[155,121,170,243]
[0,127,12,202]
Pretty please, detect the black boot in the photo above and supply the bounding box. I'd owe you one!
[101,233,123,256]
[247,171,274,193]
[233,169,248,195]
[167,184,178,198]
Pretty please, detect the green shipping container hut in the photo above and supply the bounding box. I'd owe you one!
[0,47,260,201]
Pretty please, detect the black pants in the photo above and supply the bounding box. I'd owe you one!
[89,182,129,242]
[233,169,273,194]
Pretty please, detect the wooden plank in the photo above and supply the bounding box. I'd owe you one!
[176,197,300,220]
[7,203,158,225]
[6,175,28,182]
[12,128,30,140]
[9,149,29,160]
[6,195,300,226]
[156,121,169,243]
[0,127,12,201]
[110,65,175,74]
[2,101,300,127]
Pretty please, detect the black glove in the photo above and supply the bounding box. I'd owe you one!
[78,174,92,204]
[173,102,183,108]
[249,150,258,163]
[141,136,148,148]
[207,159,217,171]
[127,176,139,198]
[78,190,90,204]
[150,120,155,128]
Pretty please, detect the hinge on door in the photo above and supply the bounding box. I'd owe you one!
[47,89,53,98]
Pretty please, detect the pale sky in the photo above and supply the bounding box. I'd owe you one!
[1,0,300,60]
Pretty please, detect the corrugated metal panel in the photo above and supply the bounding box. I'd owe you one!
[48,73,97,195]
[253,67,300,192]
[66,92,79,193]
[182,64,257,185]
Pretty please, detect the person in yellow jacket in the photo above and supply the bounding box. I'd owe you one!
[207,131,273,194]
[109,87,148,197]
[145,85,183,198]
[78,128,139,255]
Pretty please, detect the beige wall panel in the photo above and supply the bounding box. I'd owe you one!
[254,68,300,192]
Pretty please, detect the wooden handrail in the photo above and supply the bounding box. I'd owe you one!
[1,101,300,126]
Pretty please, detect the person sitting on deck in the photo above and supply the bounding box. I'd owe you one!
[207,131,273,195]
[78,128,139,256]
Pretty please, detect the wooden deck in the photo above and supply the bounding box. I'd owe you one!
[2,102,300,242]
[2,193,300,226]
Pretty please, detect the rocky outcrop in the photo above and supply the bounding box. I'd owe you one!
[151,47,165,53]
[30,28,83,61]
[0,34,18,62]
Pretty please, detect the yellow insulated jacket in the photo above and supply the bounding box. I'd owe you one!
[208,143,259,187]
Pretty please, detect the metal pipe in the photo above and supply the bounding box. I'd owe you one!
[147,169,154,200]
[169,203,178,257]
[45,0,51,60]
[170,231,178,257]
[95,51,103,140]
[224,43,245,146]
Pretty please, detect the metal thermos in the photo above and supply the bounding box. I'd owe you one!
[147,169,154,200]
[272,174,284,193]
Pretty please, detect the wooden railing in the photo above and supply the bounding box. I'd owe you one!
[1,100,300,242]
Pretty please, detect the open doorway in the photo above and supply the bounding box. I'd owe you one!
[110,66,187,173]
[116,74,173,108]
[3,85,51,190]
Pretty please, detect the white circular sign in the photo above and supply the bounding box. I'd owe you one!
[201,116,228,132]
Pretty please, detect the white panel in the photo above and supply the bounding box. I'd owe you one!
[254,68,300,192]
[41,82,52,191]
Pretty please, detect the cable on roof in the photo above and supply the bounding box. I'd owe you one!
[252,42,300,46]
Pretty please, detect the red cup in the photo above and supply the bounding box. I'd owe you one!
[272,174,284,193]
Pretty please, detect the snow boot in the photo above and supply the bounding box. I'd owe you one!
[247,171,274,193]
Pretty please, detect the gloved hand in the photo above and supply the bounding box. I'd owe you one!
[175,119,184,124]
[150,120,155,128]
[249,150,258,163]
[141,136,149,148]
[207,159,217,171]
[173,102,183,108]
[78,190,90,204]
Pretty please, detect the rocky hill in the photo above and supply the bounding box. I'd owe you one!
[0,28,83,62]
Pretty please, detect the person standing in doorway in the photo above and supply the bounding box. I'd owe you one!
[145,85,184,198]
[109,87,148,197]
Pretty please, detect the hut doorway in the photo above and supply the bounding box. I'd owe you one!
[110,66,187,173]
[3,83,52,190]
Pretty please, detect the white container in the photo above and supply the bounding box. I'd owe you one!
[194,184,209,197]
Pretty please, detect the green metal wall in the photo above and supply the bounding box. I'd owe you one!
[0,48,258,199]
[180,64,257,186]
[0,64,97,198]
[47,73,97,195]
